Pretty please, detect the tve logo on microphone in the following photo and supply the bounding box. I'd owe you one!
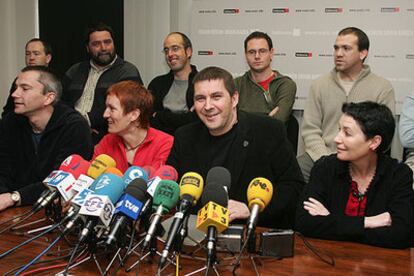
[114,194,143,220]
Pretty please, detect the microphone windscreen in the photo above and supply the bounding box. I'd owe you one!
[153,165,178,181]
[123,166,148,188]
[59,154,86,176]
[89,173,124,203]
[179,172,204,203]
[206,166,231,192]
[153,180,180,212]
[201,183,228,207]
[105,167,123,177]
[88,154,116,179]
[65,159,90,179]
[142,165,155,179]
[247,177,273,212]
[125,178,149,202]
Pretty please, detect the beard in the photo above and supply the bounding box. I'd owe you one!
[91,50,116,67]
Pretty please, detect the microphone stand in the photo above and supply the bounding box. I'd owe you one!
[60,228,105,275]
[102,223,134,276]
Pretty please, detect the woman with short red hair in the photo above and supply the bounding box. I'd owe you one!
[93,80,173,172]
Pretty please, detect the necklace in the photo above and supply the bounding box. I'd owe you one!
[348,163,376,195]
[124,132,147,152]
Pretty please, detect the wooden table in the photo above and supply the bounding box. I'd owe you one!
[0,207,412,275]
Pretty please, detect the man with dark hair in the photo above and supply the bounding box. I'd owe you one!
[148,32,198,134]
[0,66,93,211]
[235,31,296,123]
[168,66,304,229]
[299,27,395,182]
[62,22,143,144]
[2,38,53,117]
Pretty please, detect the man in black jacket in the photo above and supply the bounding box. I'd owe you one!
[62,23,143,144]
[148,32,198,134]
[2,38,53,117]
[167,66,304,229]
[0,66,93,211]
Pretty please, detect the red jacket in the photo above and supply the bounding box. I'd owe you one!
[93,127,173,172]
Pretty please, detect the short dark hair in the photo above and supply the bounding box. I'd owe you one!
[84,22,115,45]
[25,38,53,56]
[193,66,236,96]
[168,32,192,50]
[341,101,394,153]
[107,80,153,129]
[244,31,273,51]
[21,66,62,103]
[338,27,369,52]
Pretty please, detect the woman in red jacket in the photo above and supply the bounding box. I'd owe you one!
[93,80,173,172]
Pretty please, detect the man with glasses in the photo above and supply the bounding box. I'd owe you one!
[235,31,296,124]
[148,32,198,134]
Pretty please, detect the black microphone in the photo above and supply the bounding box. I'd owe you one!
[198,167,231,270]
[106,178,149,246]
[158,172,204,270]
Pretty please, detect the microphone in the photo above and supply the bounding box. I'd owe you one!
[159,172,204,270]
[232,178,273,273]
[106,178,149,246]
[146,165,178,197]
[142,165,155,179]
[196,184,229,269]
[123,166,149,188]
[47,158,90,202]
[87,154,116,179]
[246,177,273,232]
[105,167,124,177]
[196,167,231,268]
[77,173,124,243]
[204,166,231,194]
[38,155,89,208]
[142,180,180,250]
[71,154,115,195]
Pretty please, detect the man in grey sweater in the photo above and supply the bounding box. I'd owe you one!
[298,27,395,182]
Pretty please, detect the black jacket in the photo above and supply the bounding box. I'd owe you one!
[0,103,93,205]
[167,111,304,229]
[295,154,414,248]
[148,65,198,134]
[62,57,143,143]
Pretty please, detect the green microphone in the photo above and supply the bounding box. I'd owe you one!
[143,180,180,249]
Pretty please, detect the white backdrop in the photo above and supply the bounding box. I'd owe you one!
[190,0,414,113]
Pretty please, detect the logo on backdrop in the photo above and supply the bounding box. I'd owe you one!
[325,8,343,13]
[295,52,313,58]
[223,8,240,14]
[198,50,214,56]
[381,7,400,13]
[272,8,289,14]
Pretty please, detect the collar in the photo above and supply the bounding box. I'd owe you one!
[336,153,389,183]
[89,55,118,72]
[331,64,371,84]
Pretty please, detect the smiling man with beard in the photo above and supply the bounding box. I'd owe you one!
[298,27,395,183]
[62,23,143,144]
[148,32,199,135]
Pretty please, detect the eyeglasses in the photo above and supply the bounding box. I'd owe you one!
[162,45,183,54]
[246,48,270,56]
